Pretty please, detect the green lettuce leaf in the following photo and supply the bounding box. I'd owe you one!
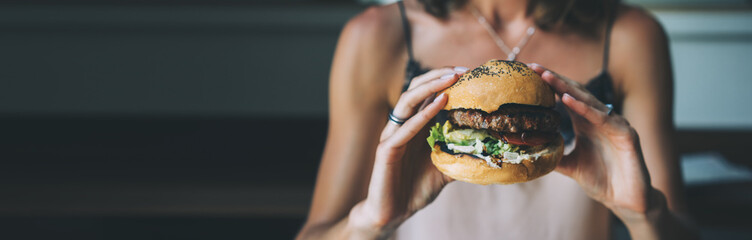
[427,120,520,155]
[427,122,445,149]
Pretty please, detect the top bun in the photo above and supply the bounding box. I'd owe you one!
[442,60,556,112]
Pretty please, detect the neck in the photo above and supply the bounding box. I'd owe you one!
[469,0,531,26]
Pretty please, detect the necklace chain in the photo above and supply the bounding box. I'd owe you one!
[470,6,535,61]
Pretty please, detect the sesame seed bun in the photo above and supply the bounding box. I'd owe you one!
[441,60,556,112]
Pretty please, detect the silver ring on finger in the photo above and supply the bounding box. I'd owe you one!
[605,104,614,116]
[388,111,408,125]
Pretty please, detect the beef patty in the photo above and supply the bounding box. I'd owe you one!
[447,104,560,133]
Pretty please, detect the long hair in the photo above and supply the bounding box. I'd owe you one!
[417,0,618,37]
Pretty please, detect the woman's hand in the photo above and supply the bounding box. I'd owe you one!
[529,63,698,240]
[527,64,655,215]
[348,67,467,237]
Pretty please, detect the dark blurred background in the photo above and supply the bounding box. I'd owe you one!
[1,0,751,239]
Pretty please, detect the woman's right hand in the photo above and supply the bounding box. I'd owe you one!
[348,67,467,238]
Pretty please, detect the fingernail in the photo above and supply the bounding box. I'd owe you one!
[440,74,455,80]
[563,93,574,101]
[434,93,446,102]
[453,66,469,72]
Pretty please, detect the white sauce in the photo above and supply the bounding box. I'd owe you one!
[502,149,549,164]
[446,144,477,154]
[446,142,550,167]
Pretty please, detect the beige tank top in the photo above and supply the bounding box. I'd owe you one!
[394,172,610,239]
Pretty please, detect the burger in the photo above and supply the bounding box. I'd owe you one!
[427,60,564,185]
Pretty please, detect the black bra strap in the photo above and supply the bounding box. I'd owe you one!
[602,5,617,72]
[397,1,415,61]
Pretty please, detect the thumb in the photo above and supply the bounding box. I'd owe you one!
[442,173,455,184]
[554,141,583,179]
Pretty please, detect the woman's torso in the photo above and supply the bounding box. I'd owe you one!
[390,1,620,239]
[396,175,611,239]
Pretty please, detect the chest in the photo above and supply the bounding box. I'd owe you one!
[387,19,610,107]
[418,20,605,79]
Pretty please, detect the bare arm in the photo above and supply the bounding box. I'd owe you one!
[610,7,696,239]
[296,7,397,239]
[297,5,462,239]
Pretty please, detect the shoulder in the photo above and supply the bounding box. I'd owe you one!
[338,0,432,58]
[330,3,408,106]
[610,4,669,61]
[338,3,405,61]
[611,5,667,45]
[609,5,671,90]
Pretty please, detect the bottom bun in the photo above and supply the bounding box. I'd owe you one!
[431,135,564,185]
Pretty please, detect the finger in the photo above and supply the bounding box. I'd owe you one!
[529,63,609,112]
[408,68,455,91]
[527,63,546,75]
[528,64,580,96]
[380,119,399,142]
[561,93,608,127]
[384,74,454,141]
[562,93,635,138]
[527,63,570,83]
[443,174,455,184]
[418,93,436,111]
[542,70,607,111]
[385,93,447,147]
[383,71,453,141]
[408,66,468,91]
[413,67,467,110]
[391,73,457,120]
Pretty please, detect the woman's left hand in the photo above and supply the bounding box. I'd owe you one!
[528,63,654,215]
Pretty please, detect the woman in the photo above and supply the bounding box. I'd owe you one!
[297,0,696,239]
